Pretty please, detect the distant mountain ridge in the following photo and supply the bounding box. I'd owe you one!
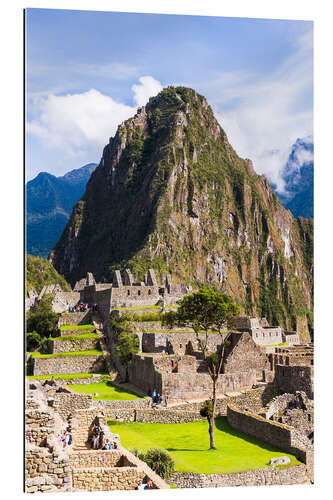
[26,163,97,257]
[275,137,313,218]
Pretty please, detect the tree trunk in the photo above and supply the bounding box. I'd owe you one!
[209,378,217,450]
[208,416,216,449]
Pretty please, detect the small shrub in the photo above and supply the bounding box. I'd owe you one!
[140,448,175,479]
[26,331,41,351]
[200,399,214,418]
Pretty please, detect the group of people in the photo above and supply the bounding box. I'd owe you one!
[136,479,154,490]
[59,429,72,449]
[90,423,118,450]
[68,302,89,313]
[149,388,168,408]
[68,302,99,313]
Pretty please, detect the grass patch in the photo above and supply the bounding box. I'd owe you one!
[27,372,108,381]
[51,333,99,341]
[108,418,301,474]
[263,343,288,347]
[30,350,103,359]
[143,330,218,334]
[60,324,95,330]
[68,380,146,400]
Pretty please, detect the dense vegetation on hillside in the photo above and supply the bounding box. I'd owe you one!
[26,254,71,294]
[51,86,313,336]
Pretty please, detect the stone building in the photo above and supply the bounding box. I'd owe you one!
[128,331,272,402]
[30,284,80,314]
[76,269,192,319]
[233,316,300,346]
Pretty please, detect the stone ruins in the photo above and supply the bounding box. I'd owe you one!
[25,269,314,492]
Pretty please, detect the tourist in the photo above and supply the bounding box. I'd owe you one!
[136,480,145,490]
[152,388,157,403]
[93,423,100,435]
[99,431,105,450]
[60,430,67,448]
[104,439,111,450]
[164,394,168,408]
[144,481,154,490]
[65,430,72,447]
[92,434,99,450]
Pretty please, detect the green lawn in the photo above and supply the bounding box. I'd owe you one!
[27,372,108,381]
[68,380,147,400]
[60,324,95,330]
[108,419,301,474]
[30,349,103,358]
[52,333,99,341]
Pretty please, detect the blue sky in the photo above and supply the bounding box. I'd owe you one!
[26,8,313,190]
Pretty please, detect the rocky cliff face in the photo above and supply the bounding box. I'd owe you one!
[50,87,313,335]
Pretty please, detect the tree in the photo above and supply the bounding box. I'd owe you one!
[26,294,60,339]
[114,330,139,382]
[26,331,41,351]
[166,288,239,449]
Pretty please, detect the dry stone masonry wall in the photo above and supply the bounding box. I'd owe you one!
[33,354,105,376]
[170,465,310,488]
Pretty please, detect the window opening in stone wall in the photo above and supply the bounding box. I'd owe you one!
[138,290,141,296]
[127,290,130,296]
[148,289,151,295]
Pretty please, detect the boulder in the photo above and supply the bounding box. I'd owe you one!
[269,456,291,466]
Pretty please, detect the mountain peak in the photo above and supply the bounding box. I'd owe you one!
[50,87,313,335]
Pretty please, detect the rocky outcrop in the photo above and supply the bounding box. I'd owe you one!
[50,86,313,334]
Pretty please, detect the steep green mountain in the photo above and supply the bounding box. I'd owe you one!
[26,163,97,257]
[26,254,71,294]
[50,87,313,337]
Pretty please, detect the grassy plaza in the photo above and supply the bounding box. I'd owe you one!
[108,418,301,474]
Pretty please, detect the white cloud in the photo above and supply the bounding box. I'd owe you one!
[194,29,313,192]
[27,76,164,161]
[132,76,163,107]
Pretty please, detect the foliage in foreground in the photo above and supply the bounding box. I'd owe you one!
[139,448,175,479]
[26,294,60,341]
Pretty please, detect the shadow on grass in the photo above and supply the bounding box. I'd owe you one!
[105,381,146,398]
[214,418,291,454]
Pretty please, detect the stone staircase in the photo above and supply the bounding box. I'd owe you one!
[69,409,169,491]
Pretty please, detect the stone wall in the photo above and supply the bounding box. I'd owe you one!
[128,354,257,399]
[49,391,94,421]
[69,450,124,469]
[71,466,145,491]
[111,285,160,309]
[25,446,72,493]
[33,354,105,376]
[161,370,257,401]
[274,365,314,399]
[48,337,100,354]
[170,465,310,488]
[95,398,150,410]
[141,332,222,355]
[226,405,312,464]
[58,311,91,326]
[222,332,270,375]
[60,328,94,336]
[25,409,56,447]
[172,384,279,416]
[105,408,204,424]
